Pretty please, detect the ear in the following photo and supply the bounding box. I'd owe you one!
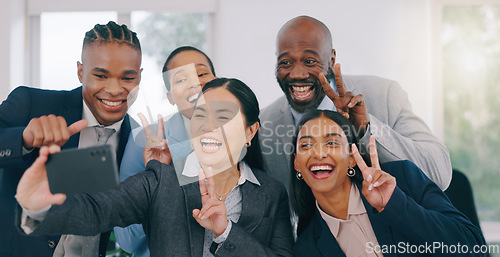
[329,49,336,72]
[138,68,143,84]
[77,61,83,83]
[348,151,356,168]
[166,92,175,105]
[245,122,260,144]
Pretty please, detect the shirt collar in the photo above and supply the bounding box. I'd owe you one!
[182,152,261,186]
[82,100,123,132]
[316,183,367,237]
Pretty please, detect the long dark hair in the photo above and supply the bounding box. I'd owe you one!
[200,78,264,171]
[290,110,364,236]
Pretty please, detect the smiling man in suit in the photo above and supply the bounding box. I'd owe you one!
[0,21,142,257]
[259,15,452,192]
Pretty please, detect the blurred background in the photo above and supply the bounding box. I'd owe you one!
[0,0,499,253]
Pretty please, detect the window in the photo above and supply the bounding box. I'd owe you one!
[127,12,209,124]
[40,12,117,90]
[441,4,500,247]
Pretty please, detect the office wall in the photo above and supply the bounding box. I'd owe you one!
[0,0,435,131]
[213,0,434,129]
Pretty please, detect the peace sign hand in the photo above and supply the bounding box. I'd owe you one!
[137,113,171,165]
[352,136,396,212]
[193,167,229,236]
[320,63,370,136]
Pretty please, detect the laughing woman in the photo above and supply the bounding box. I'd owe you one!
[290,110,486,257]
[15,78,293,257]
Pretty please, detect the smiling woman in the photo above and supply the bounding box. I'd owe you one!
[290,110,487,257]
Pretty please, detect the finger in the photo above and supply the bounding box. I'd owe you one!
[29,119,43,147]
[197,198,217,219]
[198,168,208,197]
[157,114,165,140]
[57,117,70,144]
[39,117,55,145]
[372,173,394,189]
[51,193,67,205]
[193,209,201,219]
[347,94,364,109]
[351,144,368,171]
[334,63,347,97]
[48,144,61,154]
[369,136,381,170]
[205,167,216,199]
[137,113,154,138]
[319,72,339,101]
[200,204,224,220]
[68,119,88,136]
[368,169,383,191]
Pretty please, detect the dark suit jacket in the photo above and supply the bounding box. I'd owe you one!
[0,86,131,257]
[293,160,487,257]
[18,160,294,257]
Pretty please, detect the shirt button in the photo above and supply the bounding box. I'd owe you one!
[48,240,56,248]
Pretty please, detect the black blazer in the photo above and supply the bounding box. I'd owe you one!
[0,86,131,257]
[18,160,294,257]
[293,160,486,257]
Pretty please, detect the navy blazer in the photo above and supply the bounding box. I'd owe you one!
[0,86,131,257]
[18,160,294,257]
[294,160,487,257]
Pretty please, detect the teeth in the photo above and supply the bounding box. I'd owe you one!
[310,165,333,171]
[292,86,312,92]
[188,94,198,103]
[201,138,221,144]
[102,99,122,106]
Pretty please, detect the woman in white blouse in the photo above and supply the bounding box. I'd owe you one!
[290,110,486,257]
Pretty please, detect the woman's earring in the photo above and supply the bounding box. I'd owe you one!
[347,167,356,177]
[296,171,303,180]
[245,141,251,147]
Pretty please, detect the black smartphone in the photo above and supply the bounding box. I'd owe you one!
[45,145,119,194]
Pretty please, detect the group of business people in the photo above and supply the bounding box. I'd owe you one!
[0,15,487,257]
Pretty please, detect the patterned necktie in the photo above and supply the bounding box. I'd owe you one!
[94,126,116,145]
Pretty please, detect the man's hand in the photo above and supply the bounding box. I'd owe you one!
[320,63,370,136]
[22,116,87,149]
[138,113,171,165]
[15,145,67,211]
[352,136,396,212]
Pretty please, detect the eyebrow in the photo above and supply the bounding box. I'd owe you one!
[92,67,109,73]
[277,52,289,60]
[194,106,206,112]
[298,135,312,140]
[325,133,343,138]
[195,63,209,69]
[123,70,138,75]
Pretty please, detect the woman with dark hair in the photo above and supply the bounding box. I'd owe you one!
[290,110,486,257]
[15,78,294,257]
[117,46,217,256]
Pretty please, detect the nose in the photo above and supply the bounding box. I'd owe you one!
[312,143,327,160]
[289,64,309,80]
[200,112,215,132]
[106,79,126,96]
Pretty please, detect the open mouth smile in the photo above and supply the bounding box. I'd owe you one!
[200,137,223,153]
[187,93,199,104]
[309,163,334,179]
[290,85,314,101]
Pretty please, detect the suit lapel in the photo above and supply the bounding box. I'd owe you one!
[311,212,346,257]
[182,182,205,257]
[61,87,83,150]
[278,97,294,168]
[237,181,266,233]
[167,112,189,143]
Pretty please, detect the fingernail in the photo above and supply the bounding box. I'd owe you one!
[198,214,202,219]
[373,182,380,187]
[368,184,373,191]
[367,174,372,183]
